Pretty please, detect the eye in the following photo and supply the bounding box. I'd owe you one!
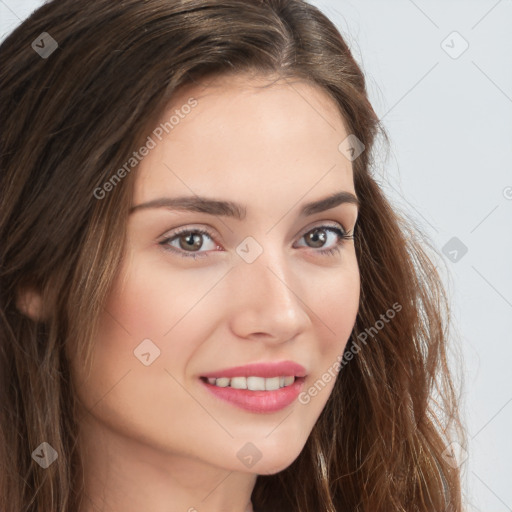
[159,226,218,260]
[294,224,354,257]
[158,224,354,260]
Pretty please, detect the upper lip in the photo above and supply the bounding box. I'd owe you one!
[201,361,307,379]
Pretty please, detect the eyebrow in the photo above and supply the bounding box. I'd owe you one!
[129,190,359,220]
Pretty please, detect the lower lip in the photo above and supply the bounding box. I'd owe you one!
[200,377,305,413]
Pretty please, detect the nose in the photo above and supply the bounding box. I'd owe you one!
[226,244,312,344]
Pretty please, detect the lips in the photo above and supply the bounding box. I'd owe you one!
[201,361,307,379]
[199,361,307,413]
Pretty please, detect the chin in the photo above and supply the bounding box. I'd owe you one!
[251,447,305,476]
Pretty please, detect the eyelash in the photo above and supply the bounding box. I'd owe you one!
[158,224,354,260]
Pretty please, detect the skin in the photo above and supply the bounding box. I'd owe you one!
[66,73,360,512]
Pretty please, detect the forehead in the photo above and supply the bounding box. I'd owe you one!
[133,74,355,209]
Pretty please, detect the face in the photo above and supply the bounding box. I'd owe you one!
[70,73,360,476]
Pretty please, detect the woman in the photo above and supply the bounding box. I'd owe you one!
[0,0,466,511]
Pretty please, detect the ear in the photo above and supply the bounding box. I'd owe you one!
[16,287,46,321]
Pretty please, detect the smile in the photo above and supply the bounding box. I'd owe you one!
[204,375,296,390]
[200,361,307,413]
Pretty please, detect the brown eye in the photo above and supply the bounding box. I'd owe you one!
[177,232,204,252]
[304,228,329,248]
[160,228,217,260]
[295,225,352,256]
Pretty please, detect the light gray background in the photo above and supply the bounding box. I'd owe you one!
[1,1,511,510]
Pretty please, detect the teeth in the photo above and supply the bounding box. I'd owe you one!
[215,377,230,387]
[265,376,280,391]
[206,376,296,390]
[230,376,247,389]
[284,376,294,386]
[247,376,265,391]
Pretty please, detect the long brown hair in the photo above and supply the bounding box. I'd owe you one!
[0,0,466,510]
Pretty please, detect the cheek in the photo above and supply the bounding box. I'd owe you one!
[70,254,228,444]
[90,252,228,386]
[104,252,219,340]
[311,255,360,355]
[323,271,359,327]
[301,256,359,405]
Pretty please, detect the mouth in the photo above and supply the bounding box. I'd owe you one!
[201,375,298,390]
[199,361,307,413]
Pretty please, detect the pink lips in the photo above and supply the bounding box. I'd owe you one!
[201,361,307,379]
[200,361,307,414]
